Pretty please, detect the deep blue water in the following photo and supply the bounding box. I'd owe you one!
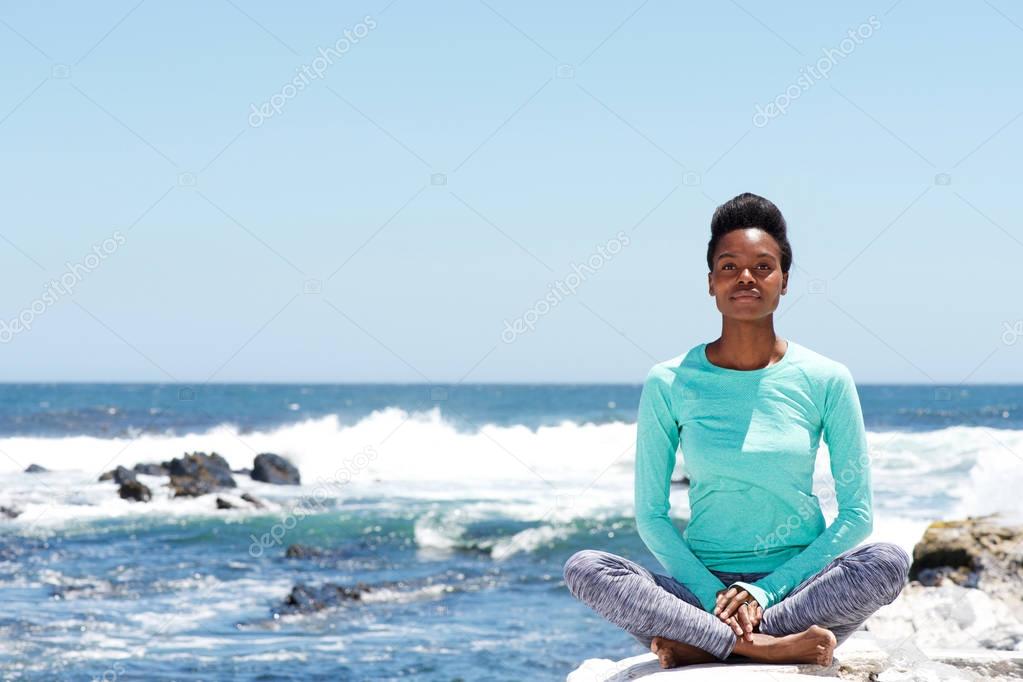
[0,382,1020,437]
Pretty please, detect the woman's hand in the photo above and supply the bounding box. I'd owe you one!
[713,586,762,642]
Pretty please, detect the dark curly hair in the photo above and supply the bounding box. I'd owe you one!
[706,192,792,274]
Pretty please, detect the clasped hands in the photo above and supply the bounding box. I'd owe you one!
[713,586,763,643]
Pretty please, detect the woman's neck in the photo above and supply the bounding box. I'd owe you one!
[707,324,786,371]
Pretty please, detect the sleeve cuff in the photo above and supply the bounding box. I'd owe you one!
[730,581,773,610]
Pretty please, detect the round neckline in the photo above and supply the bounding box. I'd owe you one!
[700,339,793,375]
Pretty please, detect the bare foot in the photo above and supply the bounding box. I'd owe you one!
[773,625,837,666]
[650,636,716,668]
[651,625,837,669]
[733,625,837,666]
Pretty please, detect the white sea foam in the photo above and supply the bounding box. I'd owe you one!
[359,583,454,604]
[413,509,468,551]
[489,524,577,560]
[0,408,637,486]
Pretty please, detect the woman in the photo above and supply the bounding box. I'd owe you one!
[563,193,910,669]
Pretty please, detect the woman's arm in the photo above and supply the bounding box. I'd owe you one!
[728,364,873,609]
[635,366,727,612]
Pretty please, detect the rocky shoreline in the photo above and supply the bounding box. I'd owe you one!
[96,451,300,507]
[568,513,1023,681]
[0,453,301,519]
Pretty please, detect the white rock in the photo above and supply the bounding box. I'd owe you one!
[566,631,1023,681]
[866,583,1023,651]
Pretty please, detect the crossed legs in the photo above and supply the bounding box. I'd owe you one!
[563,542,910,666]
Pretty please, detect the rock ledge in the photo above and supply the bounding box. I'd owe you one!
[567,632,1023,681]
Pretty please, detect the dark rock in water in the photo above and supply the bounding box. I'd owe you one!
[1,506,21,519]
[910,513,1023,605]
[167,452,236,497]
[251,453,300,485]
[119,480,152,502]
[169,452,233,481]
[240,493,265,508]
[133,463,168,476]
[170,477,224,498]
[215,497,236,510]
[285,544,327,559]
[279,582,371,613]
[232,468,252,476]
[24,464,48,473]
[99,466,137,484]
[284,542,372,562]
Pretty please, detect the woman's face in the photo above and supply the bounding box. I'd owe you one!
[708,228,788,321]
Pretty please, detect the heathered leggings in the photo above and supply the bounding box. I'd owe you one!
[562,542,910,661]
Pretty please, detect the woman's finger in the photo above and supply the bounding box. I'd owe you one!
[721,590,750,619]
[737,604,753,642]
[722,592,749,619]
[748,606,760,630]
[713,590,727,615]
[726,616,742,638]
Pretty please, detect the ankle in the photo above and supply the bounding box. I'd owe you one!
[732,632,776,659]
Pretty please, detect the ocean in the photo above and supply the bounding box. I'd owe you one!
[0,383,1021,680]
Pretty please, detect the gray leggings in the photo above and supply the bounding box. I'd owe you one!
[563,542,910,661]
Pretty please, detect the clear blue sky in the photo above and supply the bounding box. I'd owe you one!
[1,1,1021,383]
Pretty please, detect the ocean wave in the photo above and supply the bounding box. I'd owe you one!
[0,409,1020,532]
[0,407,640,486]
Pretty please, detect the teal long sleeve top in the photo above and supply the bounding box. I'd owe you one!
[634,340,873,613]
